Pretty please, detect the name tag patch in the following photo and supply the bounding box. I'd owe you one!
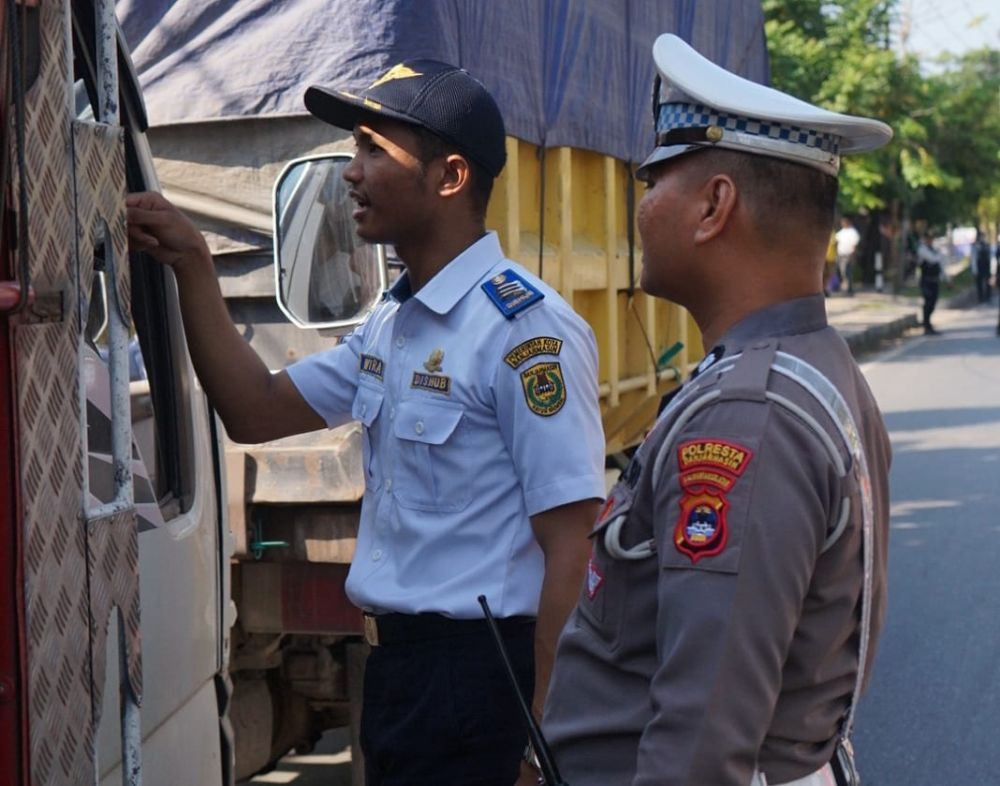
[520,361,566,416]
[673,439,753,564]
[360,354,384,381]
[504,336,563,368]
[411,372,451,395]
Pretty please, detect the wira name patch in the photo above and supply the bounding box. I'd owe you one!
[360,354,384,381]
[504,336,563,368]
[411,372,451,395]
[520,361,566,416]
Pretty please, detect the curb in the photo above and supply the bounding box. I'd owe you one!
[842,313,919,357]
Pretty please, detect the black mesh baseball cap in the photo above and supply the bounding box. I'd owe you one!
[305,59,507,178]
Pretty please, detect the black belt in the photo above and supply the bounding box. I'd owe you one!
[363,612,534,647]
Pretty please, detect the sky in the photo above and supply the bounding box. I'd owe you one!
[899,0,1000,62]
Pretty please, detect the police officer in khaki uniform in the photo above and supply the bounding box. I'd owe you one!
[541,35,893,786]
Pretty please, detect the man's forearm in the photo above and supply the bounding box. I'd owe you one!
[531,549,590,719]
[528,498,599,719]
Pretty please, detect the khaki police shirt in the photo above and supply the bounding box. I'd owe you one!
[544,295,891,786]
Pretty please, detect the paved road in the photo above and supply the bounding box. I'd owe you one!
[854,303,1000,785]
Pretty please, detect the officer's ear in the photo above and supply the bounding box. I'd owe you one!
[693,174,738,245]
[435,153,472,201]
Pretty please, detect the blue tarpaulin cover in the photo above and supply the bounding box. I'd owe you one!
[117,0,768,164]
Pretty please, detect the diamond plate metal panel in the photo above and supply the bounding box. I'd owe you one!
[14,5,139,785]
[15,1,93,783]
[72,121,130,330]
[87,511,142,717]
[72,119,142,706]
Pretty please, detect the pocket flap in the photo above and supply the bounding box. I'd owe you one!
[393,400,463,445]
[352,384,384,427]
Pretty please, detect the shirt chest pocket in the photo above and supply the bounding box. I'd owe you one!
[352,384,384,483]
[391,399,470,512]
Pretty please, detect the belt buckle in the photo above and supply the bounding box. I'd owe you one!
[363,614,380,647]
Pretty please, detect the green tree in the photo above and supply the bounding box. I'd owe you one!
[764,0,1000,285]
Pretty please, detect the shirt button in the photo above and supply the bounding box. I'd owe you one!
[414,421,425,435]
[389,407,396,420]
[385,479,393,491]
[395,336,405,348]
[360,403,367,417]
[371,549,383,561]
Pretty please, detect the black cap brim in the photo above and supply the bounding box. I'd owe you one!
[304,85,427,133]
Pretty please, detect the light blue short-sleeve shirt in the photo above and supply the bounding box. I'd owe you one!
[287,232,605,618]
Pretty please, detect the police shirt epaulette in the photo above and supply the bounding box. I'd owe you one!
[481,269,544,319]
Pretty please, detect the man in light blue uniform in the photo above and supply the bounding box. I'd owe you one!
[288,236,602,623]
[127,59,604,786]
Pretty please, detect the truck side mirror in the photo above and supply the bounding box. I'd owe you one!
[273,153,387,332]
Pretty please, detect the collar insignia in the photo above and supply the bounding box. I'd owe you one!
[424,348,445,373]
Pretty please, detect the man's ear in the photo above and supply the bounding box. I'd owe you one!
[436,153,472,199]
[693,174,737,245]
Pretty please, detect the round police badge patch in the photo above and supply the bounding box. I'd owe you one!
[674,491,728,563]
[520,361,566,416]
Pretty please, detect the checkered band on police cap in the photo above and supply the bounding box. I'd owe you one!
[305,60,507,178]
[636,34,892,179]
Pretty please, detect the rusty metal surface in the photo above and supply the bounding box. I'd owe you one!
[242,424,365,505]
[253,505,359,564]
[13,4,138,783]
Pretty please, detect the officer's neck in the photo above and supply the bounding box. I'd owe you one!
[395,220,487,293]
[692,252,823,350]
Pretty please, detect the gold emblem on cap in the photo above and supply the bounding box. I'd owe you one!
[369,64,423,89]
[424,349,445,373]
[706,126,724,143]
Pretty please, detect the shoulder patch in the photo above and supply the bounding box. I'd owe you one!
[504,336,563,368]
[673,439,753,564]
[520,361,566,416]
[481,269,544,319]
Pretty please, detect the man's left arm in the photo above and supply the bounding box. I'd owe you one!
[529,499,601,720]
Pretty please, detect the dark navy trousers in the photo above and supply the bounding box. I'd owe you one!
[360,619,534,786]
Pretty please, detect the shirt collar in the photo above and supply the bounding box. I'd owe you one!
[389,232,504,314]
[719,293,828,349]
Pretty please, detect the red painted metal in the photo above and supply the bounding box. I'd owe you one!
[1,2,26,767]
[0,302,22,786]
[281,563,363,634]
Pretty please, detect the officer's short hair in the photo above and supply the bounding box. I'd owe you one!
[686,148,838,238]
[412,125,494,219]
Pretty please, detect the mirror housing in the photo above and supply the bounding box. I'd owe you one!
[273,153,387,332]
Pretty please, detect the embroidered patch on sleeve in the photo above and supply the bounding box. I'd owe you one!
[504,336,563,368]
[481,269,544,318]
[360,354,384,381]
[520,361,566,416]
[673,439,753,564]
[586,552,605,600]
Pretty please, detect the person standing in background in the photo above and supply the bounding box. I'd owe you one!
[917,232,947,335]
[972,230,991,304]
[835,215,861,295]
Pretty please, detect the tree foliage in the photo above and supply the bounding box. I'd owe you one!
[764,0,1000,231]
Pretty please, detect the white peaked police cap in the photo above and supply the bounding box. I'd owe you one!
[636,34,893,179]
